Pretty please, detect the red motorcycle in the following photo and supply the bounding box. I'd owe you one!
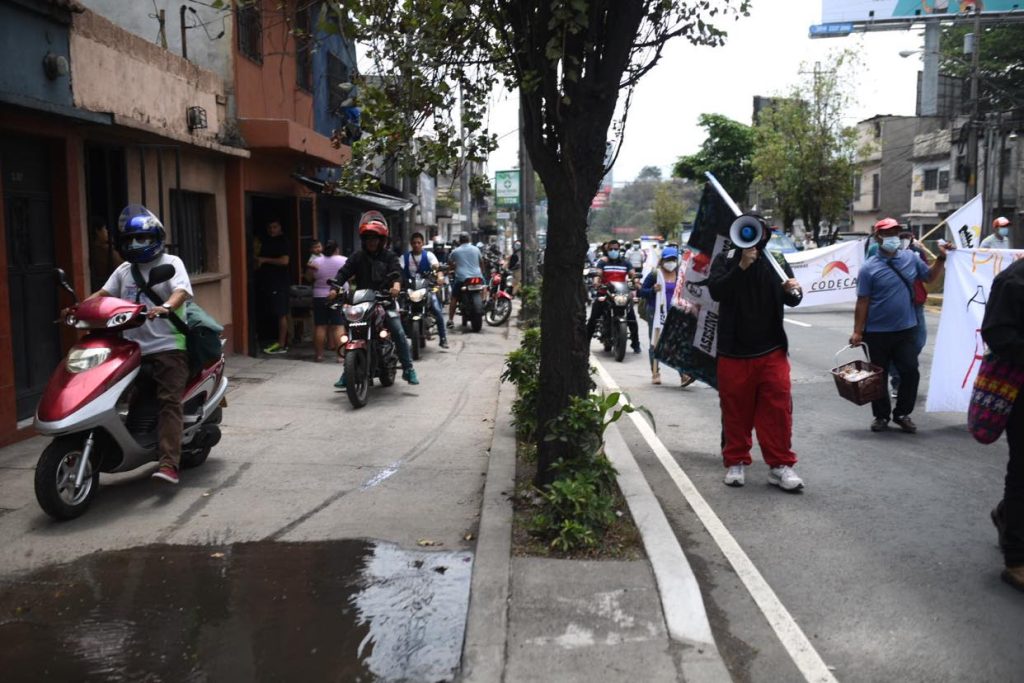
[33,267,227,520]
[485,267,514,326]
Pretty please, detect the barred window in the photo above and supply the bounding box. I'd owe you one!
[171,190,215,275]
[327,52,351,112]
[295,4,313,91]
[237,2,262,64]
[923,169,938,191]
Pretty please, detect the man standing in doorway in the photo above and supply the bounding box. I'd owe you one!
[256,219,291,355]
[850,218,951,433]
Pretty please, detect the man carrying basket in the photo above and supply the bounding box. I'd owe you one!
[849,218,952,433]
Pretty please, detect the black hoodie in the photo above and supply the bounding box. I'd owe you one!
[333,246,402,291]
[982,258,1024,362]
[707,247,802,358]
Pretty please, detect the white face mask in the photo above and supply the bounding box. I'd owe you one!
[900,239,911,250]
[663,261,678,272]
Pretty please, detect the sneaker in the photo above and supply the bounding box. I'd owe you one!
[152,465,179,485]
[263,342,288,355]
[870,418,889,432]
[724,464,746,487]
[403,368,420,385]
[439,340,450,349]
[1002,565,1024,593]
[680,374,696,388]
[892,415,917,434]
[334,374,347,389]
[768,465,804,492]
[446,320,454,329]
[632,345,641,354]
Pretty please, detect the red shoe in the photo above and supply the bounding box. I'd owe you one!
[152,465,179,485]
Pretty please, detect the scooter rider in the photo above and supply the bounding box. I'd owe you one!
[81,205,193,485]
[404,232,449,349]
[447,233,486,327]
[586,239,641,353]
[330,216,419,386]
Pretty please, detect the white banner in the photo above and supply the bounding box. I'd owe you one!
[926,248,1024,413]
[947,194,983,249]
[783,239,866,308]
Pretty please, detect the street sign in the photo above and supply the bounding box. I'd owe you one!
[822,0,1022,24]
[496,211,511,220]
[809,22,854,37]
[495,170,520,208]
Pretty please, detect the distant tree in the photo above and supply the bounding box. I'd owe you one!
[752,52,857,245]
[637,165,663,181]
[940,23,1024,114]
[673,113,755,204]
[653,183,684,235]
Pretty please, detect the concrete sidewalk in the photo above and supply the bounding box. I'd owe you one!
[461,333,729,682]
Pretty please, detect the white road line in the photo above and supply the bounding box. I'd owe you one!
[784,317,812,328]
[592,358,838,683]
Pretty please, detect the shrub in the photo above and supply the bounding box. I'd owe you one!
[502,328,541,440]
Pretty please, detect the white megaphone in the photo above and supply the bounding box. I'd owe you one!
[727,214,795,289]
[729,215,766,249]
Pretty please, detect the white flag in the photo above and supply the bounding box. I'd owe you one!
[783,239,866,308]
[946,194,983,250]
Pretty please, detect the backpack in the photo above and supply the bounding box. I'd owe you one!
[131,265,224,372]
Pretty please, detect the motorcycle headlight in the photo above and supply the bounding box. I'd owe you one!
[344,302,371,322]
[408,288,427,303]
[505,276,514,287]
[107,311,134,327]
[614,294,629,306]
[66,347,111,374]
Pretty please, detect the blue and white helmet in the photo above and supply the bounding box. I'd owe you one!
[117,204,165,263]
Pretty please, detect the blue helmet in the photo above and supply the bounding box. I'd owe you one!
[661,246,680,261]
[117,204,165,263]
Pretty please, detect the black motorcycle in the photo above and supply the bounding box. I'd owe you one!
[331,286,399,409]
[595,281,635,362]
[456,276,486,332]
[400,273,440,360]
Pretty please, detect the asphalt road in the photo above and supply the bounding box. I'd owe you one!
[594,304,1024,683]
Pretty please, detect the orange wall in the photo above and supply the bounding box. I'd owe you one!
[234,0,315,127]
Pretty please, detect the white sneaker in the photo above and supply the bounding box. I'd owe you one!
[724,465,746,487]
[768,466,804,492]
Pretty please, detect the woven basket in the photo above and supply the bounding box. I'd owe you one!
[831,344,886,406]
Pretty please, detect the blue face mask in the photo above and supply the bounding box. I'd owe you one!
[880,236,901,253]
[608,250,620,260]
[999,228,1009,237]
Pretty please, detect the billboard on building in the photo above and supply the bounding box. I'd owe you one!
[822,1,1023,23]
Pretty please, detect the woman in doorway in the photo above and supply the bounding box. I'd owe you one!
[307,240,347,362]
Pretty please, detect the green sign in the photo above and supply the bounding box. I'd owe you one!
[495,170,520,208]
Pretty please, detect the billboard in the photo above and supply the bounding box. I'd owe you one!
[822,1,1023,23]
[494,170,520,208]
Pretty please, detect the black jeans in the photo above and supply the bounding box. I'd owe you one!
[1002,397,1024,566]
[587,299,639,348]
[862,329,919,420]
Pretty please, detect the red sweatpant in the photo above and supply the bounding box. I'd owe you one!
[717,349,797,468]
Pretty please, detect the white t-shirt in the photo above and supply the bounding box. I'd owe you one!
[404,250,439,277]
[981,234,1012,249]
[101,254,193,356]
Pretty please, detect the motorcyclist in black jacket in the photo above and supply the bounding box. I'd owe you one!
[329,217,418,386]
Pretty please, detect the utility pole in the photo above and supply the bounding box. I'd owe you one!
[519,105,538,287]
[966,8,981,199]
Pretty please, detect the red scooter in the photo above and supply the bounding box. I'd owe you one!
[485,266,514,326]
[33,268,227,520]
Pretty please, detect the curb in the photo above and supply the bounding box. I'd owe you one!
[603,423,733,682]
[460,340,518,682]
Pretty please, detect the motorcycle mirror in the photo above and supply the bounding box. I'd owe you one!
[147,264,176,286]
[53,267,79,302]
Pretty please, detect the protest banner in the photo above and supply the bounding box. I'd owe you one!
[926,248,1024,413]
[946,194,983,250]
[783,239,866,308]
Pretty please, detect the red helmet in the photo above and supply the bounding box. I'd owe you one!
[993,216,1011,229]
[359,219,389,239]
[873,217,900,234]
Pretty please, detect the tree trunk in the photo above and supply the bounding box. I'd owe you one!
[534,192,592,487]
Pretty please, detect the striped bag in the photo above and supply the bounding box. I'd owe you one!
[968,353,1024,444]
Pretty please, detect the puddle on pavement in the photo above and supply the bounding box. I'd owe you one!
[0,540,473,682]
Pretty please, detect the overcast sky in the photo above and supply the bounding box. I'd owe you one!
[484,0,927,184]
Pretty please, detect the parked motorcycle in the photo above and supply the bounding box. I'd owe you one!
[400,273,441,360]
[485,267,514,326]
[334,285,399,408]
[33,267,227,520]
[456,276,486,332]
[595,280,635,362]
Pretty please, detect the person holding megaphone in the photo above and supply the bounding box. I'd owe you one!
[708,214,805,492]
